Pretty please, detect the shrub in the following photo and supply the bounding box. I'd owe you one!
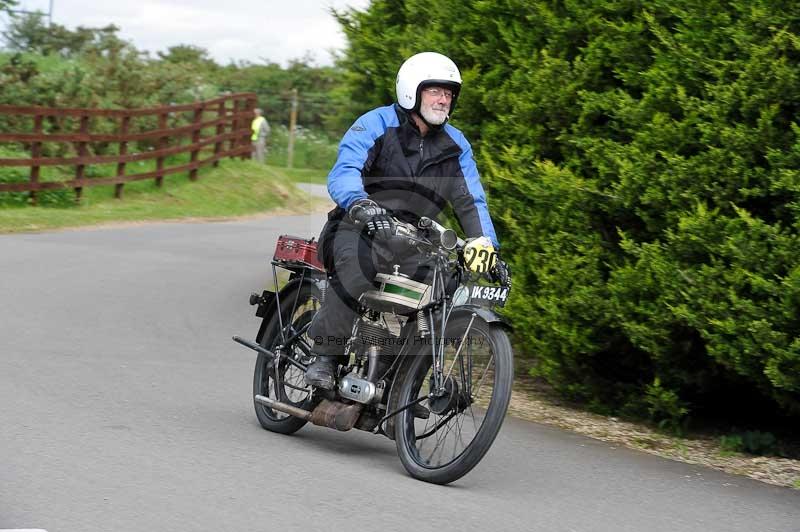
[336,0,800,422]
[720,431,777,456]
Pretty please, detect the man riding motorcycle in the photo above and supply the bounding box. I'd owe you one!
[305,51,509,389]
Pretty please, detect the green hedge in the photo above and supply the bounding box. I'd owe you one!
[336,0,800,424]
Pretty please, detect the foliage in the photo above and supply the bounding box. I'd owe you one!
[0,0,16,14]
[219,56,345,136]
[336,0,800,422]
[2,12,123,57]
[0,14,346,138]
[719,431,778,456]
[157,45,219,71]
[330,2,408,132]
[265,125,339,170]
[644,377,689,434]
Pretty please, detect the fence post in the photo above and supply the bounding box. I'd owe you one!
[213,100,225,167]
[189,104,203,181]
[228,98,239,157]
[156,112,168,187]
[29,114,43,206]
[287,88,298,169]
[115,115,130,199]
[242,96,256,160]
[74,114,90,203]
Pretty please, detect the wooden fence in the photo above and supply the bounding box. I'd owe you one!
[0,92,257,204]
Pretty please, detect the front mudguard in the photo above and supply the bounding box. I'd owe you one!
[447,303,513,331]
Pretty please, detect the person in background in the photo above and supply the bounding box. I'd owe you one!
[251,108,270,163]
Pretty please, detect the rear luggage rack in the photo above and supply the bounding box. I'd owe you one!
[273,235,325,271]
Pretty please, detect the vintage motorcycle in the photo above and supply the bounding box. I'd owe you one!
[233,217,513,484]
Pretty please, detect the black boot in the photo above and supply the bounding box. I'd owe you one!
[304,355,339,390]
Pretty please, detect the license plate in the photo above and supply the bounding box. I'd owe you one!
[468,284,510,307]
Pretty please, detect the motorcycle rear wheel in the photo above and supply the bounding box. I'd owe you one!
[253,282,320,435]
[394,315,513,484]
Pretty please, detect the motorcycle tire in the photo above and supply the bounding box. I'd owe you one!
[394,315,513,484]
[253,282,321,435]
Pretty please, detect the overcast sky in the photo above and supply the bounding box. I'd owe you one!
[4,0,372,65]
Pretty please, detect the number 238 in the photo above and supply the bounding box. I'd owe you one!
[464,247,496,273]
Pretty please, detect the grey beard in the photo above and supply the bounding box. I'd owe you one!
[420,106,448,125]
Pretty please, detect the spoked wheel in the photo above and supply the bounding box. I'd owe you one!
[253,282,320,434]
[394,315,513,484]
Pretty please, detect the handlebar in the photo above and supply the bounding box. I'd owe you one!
[391,217,463,252]
[417,217,462,250]
[389,216,511,287]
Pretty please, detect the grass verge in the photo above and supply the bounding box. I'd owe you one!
[0,160,326,234]
[280,166,328,185]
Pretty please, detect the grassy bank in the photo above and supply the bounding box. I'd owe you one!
[0,160,325,233]
[281,167,328,185]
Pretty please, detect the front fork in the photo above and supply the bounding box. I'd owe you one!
[423,303,477,397]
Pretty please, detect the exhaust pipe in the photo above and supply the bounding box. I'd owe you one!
[255,395,312,420]
[309,399,363,431]
[254,395,363,431]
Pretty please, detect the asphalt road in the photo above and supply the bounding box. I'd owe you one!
[1,211,799,532]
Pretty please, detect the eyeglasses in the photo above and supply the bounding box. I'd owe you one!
[422,87,455,100]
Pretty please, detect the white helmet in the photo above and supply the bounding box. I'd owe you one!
[395,52,462,115]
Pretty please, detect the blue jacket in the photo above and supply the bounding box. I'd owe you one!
[325,104,499,248]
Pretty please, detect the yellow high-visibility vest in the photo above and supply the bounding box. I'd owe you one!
[251,116,266,141]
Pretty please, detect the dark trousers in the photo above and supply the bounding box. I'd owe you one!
[307,226,429,357]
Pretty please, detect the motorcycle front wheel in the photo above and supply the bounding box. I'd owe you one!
[394,314,513,484]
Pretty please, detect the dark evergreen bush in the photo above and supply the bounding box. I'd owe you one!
[335,0,800,424]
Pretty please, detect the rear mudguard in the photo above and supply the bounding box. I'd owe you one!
[253,275,326,345]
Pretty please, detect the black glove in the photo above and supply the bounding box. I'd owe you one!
[348,199,394,240]
[488,258,511,287]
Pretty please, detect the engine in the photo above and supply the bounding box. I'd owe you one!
[338,370,383,404]
[337,318,397,404]
[357,319,398,363]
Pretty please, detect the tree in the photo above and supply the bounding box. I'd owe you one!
[0,0,17,14]
[1,11,124,57]
[157,44,218,70]
[1,12,50,52]
[218,57,344,135]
